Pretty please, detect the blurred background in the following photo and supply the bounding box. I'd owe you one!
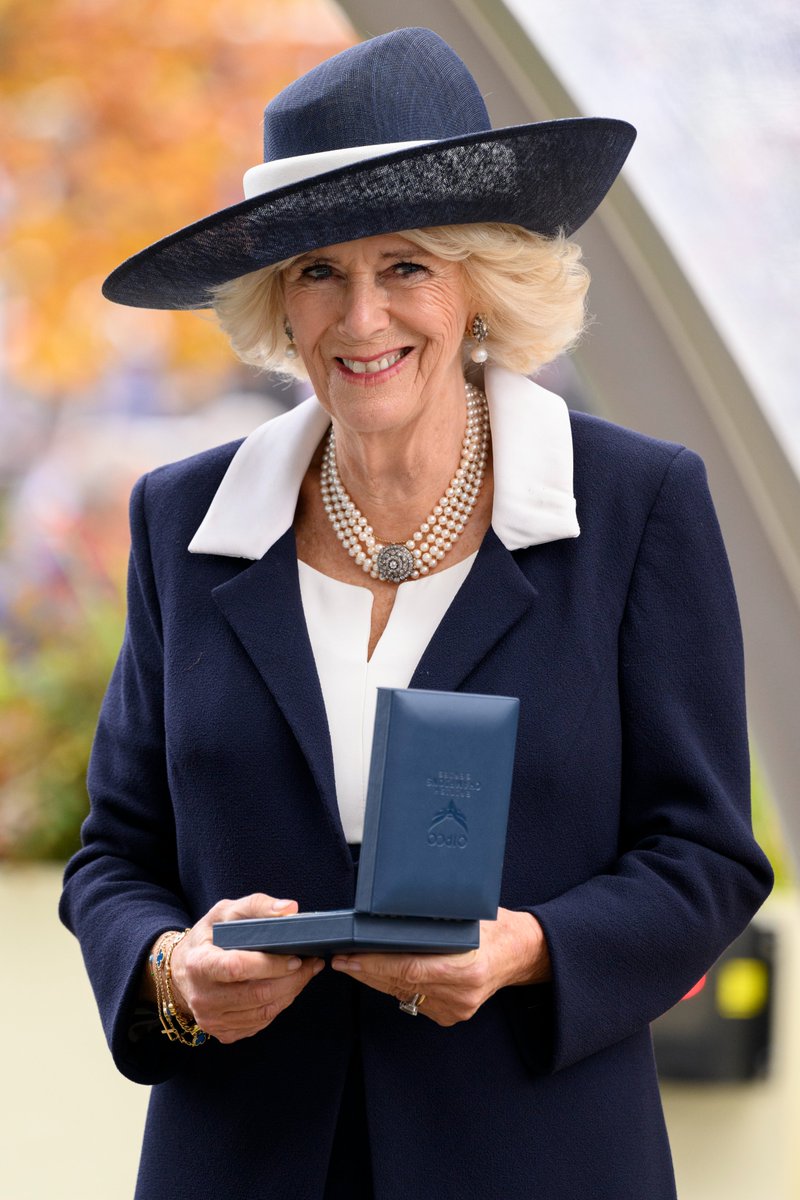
[1,1,798,1196]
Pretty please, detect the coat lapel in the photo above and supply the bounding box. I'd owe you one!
[210,530,345,849]
[411,527,537,692]
[209,526,537,842]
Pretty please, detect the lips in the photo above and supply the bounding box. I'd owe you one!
[338,348,409,375]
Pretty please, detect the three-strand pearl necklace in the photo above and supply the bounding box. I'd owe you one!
[320,381,490,583]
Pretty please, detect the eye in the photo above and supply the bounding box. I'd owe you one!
[391,261,426,277]
[299,262,333,280]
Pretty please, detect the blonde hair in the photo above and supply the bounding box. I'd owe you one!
[210,222,590,378]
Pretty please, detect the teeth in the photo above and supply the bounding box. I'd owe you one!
[342,350,405,374]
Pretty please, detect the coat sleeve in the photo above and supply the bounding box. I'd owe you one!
[513,447,773,1073]
[59,473,191,1085]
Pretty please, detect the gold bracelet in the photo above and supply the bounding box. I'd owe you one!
[149,930,209,1047]
[149,931,181,1041]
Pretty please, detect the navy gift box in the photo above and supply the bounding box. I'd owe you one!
[213,688,519,955]
[212,909,482,956]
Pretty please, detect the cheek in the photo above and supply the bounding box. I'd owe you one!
[433,279,471,344]
[408,279,467,342]
[282,289,329,348]
[423,299,469,356]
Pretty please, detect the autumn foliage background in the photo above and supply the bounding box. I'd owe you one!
[0,0,355,857]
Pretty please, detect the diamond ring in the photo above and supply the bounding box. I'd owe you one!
[398,993,426,1016]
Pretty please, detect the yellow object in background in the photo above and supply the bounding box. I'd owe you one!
[716,958,770,1019]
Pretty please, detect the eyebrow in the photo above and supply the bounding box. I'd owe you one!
[293,246,433,266]
[379,248,433,259]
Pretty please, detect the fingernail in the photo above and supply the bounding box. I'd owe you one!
[286,957,302,971]
[271,899,293,912]
[331,957,360,973]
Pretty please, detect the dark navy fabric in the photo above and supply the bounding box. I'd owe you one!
[263,28,491,159]
[60,410,772,1200]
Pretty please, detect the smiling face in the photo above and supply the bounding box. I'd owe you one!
[281,233,473,440]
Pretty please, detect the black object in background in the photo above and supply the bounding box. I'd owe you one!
[652,924,773,1082]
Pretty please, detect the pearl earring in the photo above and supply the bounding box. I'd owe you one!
[469,314,489,363]
[284,321,299,359]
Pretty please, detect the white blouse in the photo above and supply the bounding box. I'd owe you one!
[298,554,477,844]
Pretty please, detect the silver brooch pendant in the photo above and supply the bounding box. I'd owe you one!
[376,544,415,583]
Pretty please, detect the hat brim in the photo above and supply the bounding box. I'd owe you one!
[102,118,635,310]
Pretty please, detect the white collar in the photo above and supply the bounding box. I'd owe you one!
[188,365,579,559]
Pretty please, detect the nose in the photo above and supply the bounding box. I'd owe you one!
[337,276,391,342]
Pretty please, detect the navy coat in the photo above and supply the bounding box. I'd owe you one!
[61,408,772,1200]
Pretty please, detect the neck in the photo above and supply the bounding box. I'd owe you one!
[321,382,489,583]
[331,380,468,540]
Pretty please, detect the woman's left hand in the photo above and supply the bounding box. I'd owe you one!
[330,908,551,1025]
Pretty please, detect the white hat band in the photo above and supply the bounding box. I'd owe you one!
[242,140,432,199]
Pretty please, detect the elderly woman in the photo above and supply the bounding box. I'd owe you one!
[60,27,771,1200]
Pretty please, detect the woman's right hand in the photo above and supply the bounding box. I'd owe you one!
[150,894,324,1044]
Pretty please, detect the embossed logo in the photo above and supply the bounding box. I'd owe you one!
[427,797,469,849]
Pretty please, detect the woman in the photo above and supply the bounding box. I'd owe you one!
[60,27,772,1200]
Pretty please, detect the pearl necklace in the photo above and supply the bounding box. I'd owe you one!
[320,382,490,583]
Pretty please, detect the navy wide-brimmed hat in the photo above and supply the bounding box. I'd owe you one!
[102,28,636,310]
